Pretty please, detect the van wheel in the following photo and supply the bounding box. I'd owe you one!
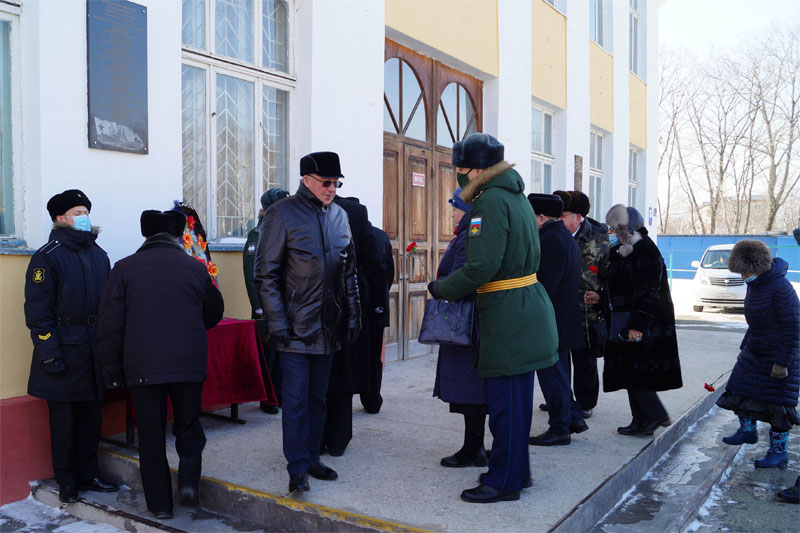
[693,305,704,312]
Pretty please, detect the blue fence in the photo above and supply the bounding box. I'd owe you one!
[656,235,800,283]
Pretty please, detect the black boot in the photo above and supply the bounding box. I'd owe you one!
[441,413,488,468]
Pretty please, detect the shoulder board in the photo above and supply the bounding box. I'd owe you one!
[38,240,62,255]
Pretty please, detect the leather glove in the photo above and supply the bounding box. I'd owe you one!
[42,357,66,375]
[345,326,361,347]
[770,363,788,379]
[270,329,292,346]
[427,280,442,300]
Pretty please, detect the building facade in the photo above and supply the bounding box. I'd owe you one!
[0,0,660,503]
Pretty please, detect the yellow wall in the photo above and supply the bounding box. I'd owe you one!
[629,73,647,149]
[385,0,499,77]
[589,41,613,132]
[532,0,566,109]
[0,251,252,401]
[0,255,34,399]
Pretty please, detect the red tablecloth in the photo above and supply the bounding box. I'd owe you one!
[204,318,277,407]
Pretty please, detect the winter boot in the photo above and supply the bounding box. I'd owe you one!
[754,431,789,469]
[722,417,758,445]
[776,476,800,504]
[441,413,488,467]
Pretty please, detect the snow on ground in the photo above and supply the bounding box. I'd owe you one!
[0,495,123,533]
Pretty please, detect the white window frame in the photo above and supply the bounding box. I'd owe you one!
[628,148,640,208]
[629,0,639,75]
[181,0,295,241]
[588,131,604,221]
[531,105,554,194]
[590,0,604,48]
[0,5,22,241]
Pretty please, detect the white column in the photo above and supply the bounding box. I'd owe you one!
[644,1,660,238]
[484,0,532,184]
[294,0,385,224]
[609,0,631,212]
[562,0,590,193]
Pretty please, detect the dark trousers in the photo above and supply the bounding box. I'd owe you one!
[571,346,599,410]
[131,382,206,513]
[47,400,102,486]
[323,393,353,454]
[280,351,333,475]
[360,326,385,413]
[537,349,584,434]
[481,372,534,493]
[627,388,668,424]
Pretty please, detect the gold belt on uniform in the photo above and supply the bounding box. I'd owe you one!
[476,273,538,294]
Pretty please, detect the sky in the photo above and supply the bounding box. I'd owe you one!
[659,0,800,54]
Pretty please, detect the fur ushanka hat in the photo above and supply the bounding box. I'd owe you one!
[728,240,773,276]
[605,204,644,257]
[452,133,505,169]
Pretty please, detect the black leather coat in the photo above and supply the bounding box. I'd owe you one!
[254,183,361,355]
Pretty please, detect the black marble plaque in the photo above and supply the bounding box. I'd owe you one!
[87,0,148,154]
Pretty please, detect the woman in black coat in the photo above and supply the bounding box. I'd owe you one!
[602,205,682,436]
[716,240,799,469]
[433,189,488,468]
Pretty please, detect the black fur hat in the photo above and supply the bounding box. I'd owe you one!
[552,190,591,217]
[300,151,343,178]
[140,210,186,238]
[728,240,773,275]
[452,133,504,169]
[528,193,563,218]
[46,189,91,220]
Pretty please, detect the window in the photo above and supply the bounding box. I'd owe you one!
[590,0,603,47]
[588,131,604,220]
[0,9,19,238]
[383,58,427,142]
[531,107,554,193]
[628,149,639,208]
[181,0,292,239]
[437,83,477,148]
[629,0,639,74]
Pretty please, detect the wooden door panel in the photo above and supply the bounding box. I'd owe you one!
[406,151,429,243]
[384,292,401,362]
[383,142,401,240]
[406,289,430,358]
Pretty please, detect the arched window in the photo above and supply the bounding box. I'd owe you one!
[436,83,476,148]
[383,58,427,142]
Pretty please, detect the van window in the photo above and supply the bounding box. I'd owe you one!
[701,250,730,269]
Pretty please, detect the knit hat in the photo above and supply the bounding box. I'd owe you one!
[528,193,563,218]
[140,210,187,238]
[728,240,773,276]
[605,204,644,257]
[448,188,471,213]
[452,133,504,169]
[261,188,289,211]
[46,189,91,220]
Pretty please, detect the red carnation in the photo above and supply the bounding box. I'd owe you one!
[704,383,715,392]
[589,265,599,274]
[406,241,417,253]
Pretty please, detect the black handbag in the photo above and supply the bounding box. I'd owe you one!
[418,298,475,347]
[591,318,608,347]
[607,311,632,343]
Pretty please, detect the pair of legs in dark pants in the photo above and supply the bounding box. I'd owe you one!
[536,349,584,434]
[47,400,102,486]
[323,393,352,455]
[481,372,534,493]
[279,351,333,475]
[571,345,599,411]
[131,382,206,514]
[360,326,385,414]
[627,388,668,424]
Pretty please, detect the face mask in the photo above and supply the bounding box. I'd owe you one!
[743,274,757,283]
[71,215,92,232]
[608,233,618,246]
[456,170,472,188]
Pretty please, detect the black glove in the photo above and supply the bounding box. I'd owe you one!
[345,326,361,347]
[427,280,442,300]
[270,329,292,346]
[42,357,66,375]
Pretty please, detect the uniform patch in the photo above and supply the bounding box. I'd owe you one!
[246,242,257,255]
[38,332,51,341]
[32,268,46,283]
[469,217,482,237]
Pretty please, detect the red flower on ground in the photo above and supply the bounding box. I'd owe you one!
[588,265,599,274]
[406,241,417,253]
[704,383,715,392]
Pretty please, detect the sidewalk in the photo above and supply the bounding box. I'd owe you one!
[90,318,746,532]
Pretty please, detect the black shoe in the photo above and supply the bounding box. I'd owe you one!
[461,483,520,503]
[570,419,589,434]
[58,484,79,503]
[289,473,310,492]
[259,402,279,414]
[179,486,199,507]
[479,472,532,489]
[308,462,338,480]
[618,417,670,436]
[529,429,571,446]
[776,477,800,504]
[153,509,174,520]
[539,403,549,412]
[441,447,488,468]
[582,409,593,419]
[77,477,119,493]
[326,448,345,457]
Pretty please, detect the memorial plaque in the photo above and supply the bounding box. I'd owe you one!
[87,0,148,154]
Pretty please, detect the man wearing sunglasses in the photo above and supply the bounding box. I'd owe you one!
[254,151,361,493]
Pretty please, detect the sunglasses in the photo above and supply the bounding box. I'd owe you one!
[309,175,343,189]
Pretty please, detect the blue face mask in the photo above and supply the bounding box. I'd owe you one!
[608,233,619,246]
[743,274,757,283]
[71,215,92,232]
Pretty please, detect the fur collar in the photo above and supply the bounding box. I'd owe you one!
[53,221,100,235]
[459,161,515,204]
[617,229,643,257]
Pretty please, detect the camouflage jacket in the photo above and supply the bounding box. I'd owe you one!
[575,216,611,327]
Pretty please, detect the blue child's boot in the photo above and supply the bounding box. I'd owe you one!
[754,431,789,469]
[722,417,758,445]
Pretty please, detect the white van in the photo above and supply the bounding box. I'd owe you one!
[690,244,746,312]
